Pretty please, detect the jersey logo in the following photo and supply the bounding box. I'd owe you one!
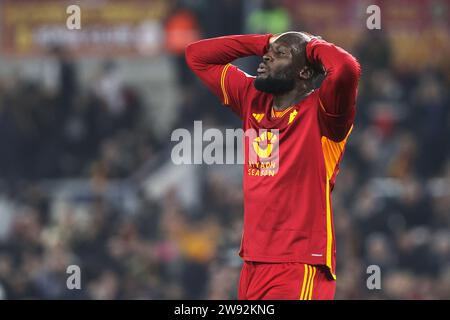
[252,131,277,158]
[288,110,298,124]
[252,113,265,123]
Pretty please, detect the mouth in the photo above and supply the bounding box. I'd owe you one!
[257,63,268,75]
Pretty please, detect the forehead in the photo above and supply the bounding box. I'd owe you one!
[271,41,290,50]
[269,41,295,56]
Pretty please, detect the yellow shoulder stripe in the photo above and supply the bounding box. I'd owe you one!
[220,64,231,105]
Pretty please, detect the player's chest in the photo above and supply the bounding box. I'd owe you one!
[243,100,318,145]
[242,101,321,174]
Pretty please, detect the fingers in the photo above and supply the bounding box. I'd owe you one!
[269,34,281,44]
[299,32,323,42]
[269,31,323,47]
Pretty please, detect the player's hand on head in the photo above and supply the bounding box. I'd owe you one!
[299,31,322,43]
[297,32,325,75]
[269,31,322,46]
[269,34,280,45]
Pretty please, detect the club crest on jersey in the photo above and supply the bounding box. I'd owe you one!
[248,130,279,177]
[252,131,277,159]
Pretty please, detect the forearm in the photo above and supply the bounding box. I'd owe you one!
[185,34,272,71]
[184,34,271,111]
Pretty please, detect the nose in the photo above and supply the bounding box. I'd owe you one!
[263,53,272,63]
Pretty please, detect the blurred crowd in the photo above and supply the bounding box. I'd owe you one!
[0,0,449,299]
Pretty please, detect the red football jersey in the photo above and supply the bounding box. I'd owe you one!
[186,34,360,278]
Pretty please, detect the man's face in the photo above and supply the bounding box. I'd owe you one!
[254,33,308,94]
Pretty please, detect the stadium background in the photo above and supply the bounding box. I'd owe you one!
[0,0,449,299]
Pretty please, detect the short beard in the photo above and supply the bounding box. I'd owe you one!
[254,75,295,94]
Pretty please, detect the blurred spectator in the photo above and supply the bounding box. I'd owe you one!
[165,2,201,88]
[355,30,392,75]
[92,60,126,117]
[245,0,292,35]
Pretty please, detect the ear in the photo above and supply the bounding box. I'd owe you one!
[298,66,313,80]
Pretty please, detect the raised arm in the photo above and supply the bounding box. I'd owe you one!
[185,34,272,118]
[306,38,361,141]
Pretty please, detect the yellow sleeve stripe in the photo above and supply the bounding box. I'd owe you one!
[220,64,231,105]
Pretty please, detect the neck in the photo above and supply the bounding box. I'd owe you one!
[273,83,312,110]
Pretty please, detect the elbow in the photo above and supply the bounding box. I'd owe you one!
[345,55,361,81]
[185,42,195,57]
[185,41,208,72]
[185,42,195,68]
[185,41,203,69]
[334,56,361,84]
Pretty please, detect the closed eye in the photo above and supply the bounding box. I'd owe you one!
[276,47,289,55]
[271,43,289,56]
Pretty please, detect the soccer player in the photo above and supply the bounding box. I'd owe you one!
[185,32,361,300]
